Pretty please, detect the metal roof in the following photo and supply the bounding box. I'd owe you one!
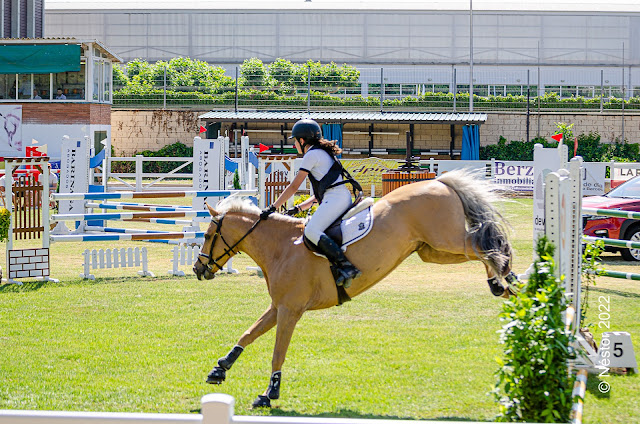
[199,111,487,125]
[46,0,640,13]
[0,38,123,62]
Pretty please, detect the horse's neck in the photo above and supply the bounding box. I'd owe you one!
[232,215,301,271]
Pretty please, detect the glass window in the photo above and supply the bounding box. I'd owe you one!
[18,74,32,99]
[53,72,68,100]
[33,74,50,100]
[103,62,111,103]
[0,74,17,100]
[93,60,103,101]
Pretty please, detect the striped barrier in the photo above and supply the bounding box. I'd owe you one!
[51,231,204,243]
[92,227,203,245]
[570,370,588,424]
[86,202,192,212]
[51,210,210,222]
[583,235,640,250]
[582,207,640,220]
[52,189,257,201]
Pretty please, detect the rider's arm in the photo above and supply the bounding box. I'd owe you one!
[272,170,309,209]
[297,195,317,211]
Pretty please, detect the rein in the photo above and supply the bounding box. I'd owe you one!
[198,214,263,274]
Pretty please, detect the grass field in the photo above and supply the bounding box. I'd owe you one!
[0,197,638,423]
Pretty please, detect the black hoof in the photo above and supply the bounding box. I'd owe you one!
[206,367,226,384]
[487,278,505,297]
[252,395,271,408]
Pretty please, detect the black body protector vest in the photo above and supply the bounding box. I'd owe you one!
[306,145,362,203]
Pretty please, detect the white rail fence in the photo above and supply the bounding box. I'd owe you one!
[81,247,154,280]
[0,394,502,424]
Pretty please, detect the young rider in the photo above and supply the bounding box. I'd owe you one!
[260,118,362,288]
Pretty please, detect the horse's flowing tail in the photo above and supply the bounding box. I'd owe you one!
[437,169,513,278]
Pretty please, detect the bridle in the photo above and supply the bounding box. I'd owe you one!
[197,214,263,275]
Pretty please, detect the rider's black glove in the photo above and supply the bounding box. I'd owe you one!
[260,205,276,220]
[285,206,300,216]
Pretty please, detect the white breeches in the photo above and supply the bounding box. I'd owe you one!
[304,186,353,245]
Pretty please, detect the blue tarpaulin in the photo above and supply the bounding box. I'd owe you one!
[461,125,480,160]
[322,123,343,158]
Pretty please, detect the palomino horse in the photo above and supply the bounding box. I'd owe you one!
[193,169,515,408]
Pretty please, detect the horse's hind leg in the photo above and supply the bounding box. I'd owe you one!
[207,305,277,384]
[252,305,304,408]
[485,264,518,298]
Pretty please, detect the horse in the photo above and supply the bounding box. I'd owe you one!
[193,169,516,408]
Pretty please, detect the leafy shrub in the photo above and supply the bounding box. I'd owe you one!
[493,237,575,423]
[0,207,10,242]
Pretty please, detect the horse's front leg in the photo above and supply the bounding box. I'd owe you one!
[252,305,304,408]
[207,304,277,384]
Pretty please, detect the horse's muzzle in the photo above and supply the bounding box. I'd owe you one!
[193,261,216,280]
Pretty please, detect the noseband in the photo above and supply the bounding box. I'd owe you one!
[197,214,263,275]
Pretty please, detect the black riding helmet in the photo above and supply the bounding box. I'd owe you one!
[288,119,321,142]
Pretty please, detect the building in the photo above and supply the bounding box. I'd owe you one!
[0,38,122,159]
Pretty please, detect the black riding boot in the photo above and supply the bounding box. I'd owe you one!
[316,234,362,288]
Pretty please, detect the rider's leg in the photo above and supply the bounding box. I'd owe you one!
[305,188,361,288]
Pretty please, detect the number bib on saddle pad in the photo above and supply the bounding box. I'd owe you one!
[295,197,374,253]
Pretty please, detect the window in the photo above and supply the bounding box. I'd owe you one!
[0,74,17,100]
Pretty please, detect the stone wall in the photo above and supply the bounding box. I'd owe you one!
[111,110,640,157]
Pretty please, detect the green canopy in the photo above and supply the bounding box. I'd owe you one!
[0,44,81,74]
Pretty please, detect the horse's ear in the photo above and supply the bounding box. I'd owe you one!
[206,202,218,217]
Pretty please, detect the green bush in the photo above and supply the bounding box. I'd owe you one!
[481,133,640,162]
[0,207,10,242]
[137,142,193,174]
[493,236,575,423]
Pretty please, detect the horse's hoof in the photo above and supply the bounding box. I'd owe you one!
[252,395,271,408]
[206,367,226,384]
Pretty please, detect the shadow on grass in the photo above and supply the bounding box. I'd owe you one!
[586,374,612,400]
[0,281,48,292]
[189,407,493,422]
[589,286,640,299]
[0,275,183,293]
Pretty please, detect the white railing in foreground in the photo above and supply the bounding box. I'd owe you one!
[0,393,503,424]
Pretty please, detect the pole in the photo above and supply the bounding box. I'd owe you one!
[526,69,530,142]
[469,0,474,112]
[307,65,311,114]
[600,69,604,113]
[537,41,541,139]
[622,43,625,143]
[380,67,384,112]
[453,67,457,112]
[163,65,166,110]
[235,67,239,114]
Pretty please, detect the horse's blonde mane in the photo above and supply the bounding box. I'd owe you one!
[214,197,261,216]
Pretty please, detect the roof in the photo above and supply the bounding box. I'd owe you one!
[0,38,123,62]
[46,0,640,13]
[199,111,487,125]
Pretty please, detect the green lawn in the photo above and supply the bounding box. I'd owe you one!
[0,198,638,423]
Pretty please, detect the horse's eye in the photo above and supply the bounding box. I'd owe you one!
[204,233,212,241]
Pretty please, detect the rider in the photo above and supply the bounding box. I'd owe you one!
[260,118,362,288]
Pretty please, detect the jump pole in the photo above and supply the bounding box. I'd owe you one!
[52,189,257,201]
[51,210,211,222]
[86,202,193,212]
[51,231,205,243]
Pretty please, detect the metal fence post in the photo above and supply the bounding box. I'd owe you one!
[163,65,166,110]
[600,69,604,113]
[380,67,384,112]
[452,67,457,112]
[307,65,311,114]
[235,67,239,113]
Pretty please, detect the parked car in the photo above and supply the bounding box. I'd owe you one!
[583,176,640,261]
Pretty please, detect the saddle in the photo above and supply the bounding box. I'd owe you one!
[297,196,375,254]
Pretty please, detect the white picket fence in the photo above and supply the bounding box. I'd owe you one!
[0,394,502,424]
[81,247,154,280]
[169,245,237,277]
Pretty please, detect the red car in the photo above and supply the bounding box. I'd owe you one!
[582,176,640,261]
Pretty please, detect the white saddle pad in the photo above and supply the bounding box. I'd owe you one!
[340,205,373,250]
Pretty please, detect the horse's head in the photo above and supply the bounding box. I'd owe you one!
[193,203,231,280]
